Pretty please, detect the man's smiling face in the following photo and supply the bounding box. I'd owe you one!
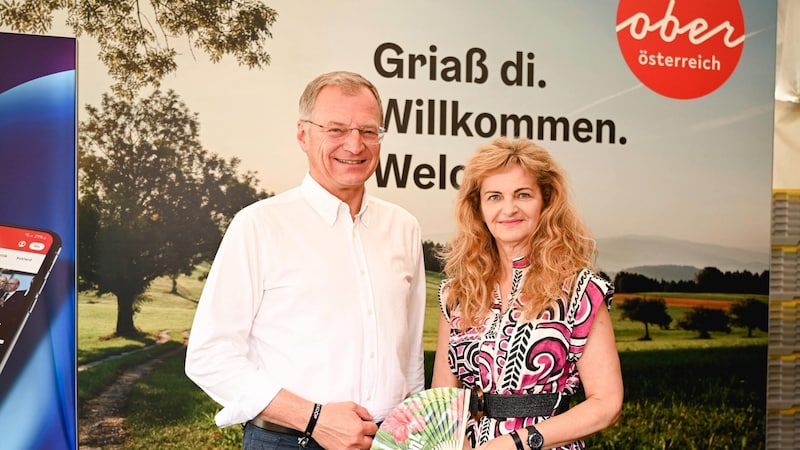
[297,85,383,203]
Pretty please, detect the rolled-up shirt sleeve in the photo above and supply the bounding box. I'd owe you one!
[185,212,278,427]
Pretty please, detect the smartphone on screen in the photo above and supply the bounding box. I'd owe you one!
[0,223,62,374]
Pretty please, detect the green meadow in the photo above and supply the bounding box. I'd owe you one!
[78,271,768,449]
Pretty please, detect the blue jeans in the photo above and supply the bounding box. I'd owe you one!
[242,423,323,450]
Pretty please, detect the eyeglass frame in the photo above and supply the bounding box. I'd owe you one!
[301,119,386,144]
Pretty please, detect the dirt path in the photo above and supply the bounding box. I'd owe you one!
[78,331,185,449]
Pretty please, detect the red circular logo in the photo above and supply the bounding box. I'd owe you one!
[616,0,745,100]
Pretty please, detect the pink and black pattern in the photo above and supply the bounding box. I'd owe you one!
[439,266,613,449]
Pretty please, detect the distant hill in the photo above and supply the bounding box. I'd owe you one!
[596,235,769,277]
[614,264,699,282]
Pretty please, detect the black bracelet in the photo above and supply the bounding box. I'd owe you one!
[299,403,322,447]
[509,430,524,450]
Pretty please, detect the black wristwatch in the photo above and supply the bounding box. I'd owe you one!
[525,425,544,450]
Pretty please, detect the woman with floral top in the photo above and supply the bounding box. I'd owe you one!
[432,137,623,450]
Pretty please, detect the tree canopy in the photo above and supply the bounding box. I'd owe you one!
[0,0,277,95]
[618,297,672,340]
[613,268,768,295]
[78,90,269,335]
[2,1,279,336]
[422,240,446,273]
[729,298,769,337]
[677,307,731,339]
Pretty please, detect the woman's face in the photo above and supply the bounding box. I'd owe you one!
[479,164,543,256]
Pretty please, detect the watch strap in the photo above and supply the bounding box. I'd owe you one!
[525,425,544,450]
[509,430,524,450]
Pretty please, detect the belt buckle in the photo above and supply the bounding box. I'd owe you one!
[469,386,485,421]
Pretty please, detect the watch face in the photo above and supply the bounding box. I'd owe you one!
[527,429,544,449]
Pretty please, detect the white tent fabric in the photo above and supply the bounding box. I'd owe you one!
[775,0,799,103]
[774,0,800,189]
[769,3,799,449]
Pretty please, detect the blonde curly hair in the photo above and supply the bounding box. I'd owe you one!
[442,137,596,328]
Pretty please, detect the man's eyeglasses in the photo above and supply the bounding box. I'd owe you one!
[302,120,385,144]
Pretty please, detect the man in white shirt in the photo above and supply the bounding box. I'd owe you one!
[185,71,426,450]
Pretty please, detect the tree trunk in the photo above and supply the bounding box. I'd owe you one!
[115,293,138,336]
[171,276,178,295]
[637,323,652,341]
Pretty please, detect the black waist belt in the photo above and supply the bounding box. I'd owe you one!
[246,417,384,438]
[247,417,304,438]
[469,387,571,419]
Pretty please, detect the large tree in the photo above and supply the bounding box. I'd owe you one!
[677,307,731,339]
[618,297,672,341]
[0,0,277,96]
[729,298,769,337]
[78,90,269,336]
[2,0,276,336]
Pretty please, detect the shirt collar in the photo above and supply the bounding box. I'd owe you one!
[300,173,370,226]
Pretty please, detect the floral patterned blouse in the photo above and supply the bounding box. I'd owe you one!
[438,263,613,449]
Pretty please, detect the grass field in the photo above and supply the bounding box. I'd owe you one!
[78,270,768,449]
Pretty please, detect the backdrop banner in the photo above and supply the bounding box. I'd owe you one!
[0,1,777,447]
[154,0,774,275]
[63,0,776,280]
[0,32,77,450]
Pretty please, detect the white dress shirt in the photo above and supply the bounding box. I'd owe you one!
[185,174,426,427]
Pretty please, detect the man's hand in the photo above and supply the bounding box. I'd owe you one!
[311,402,379,450]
